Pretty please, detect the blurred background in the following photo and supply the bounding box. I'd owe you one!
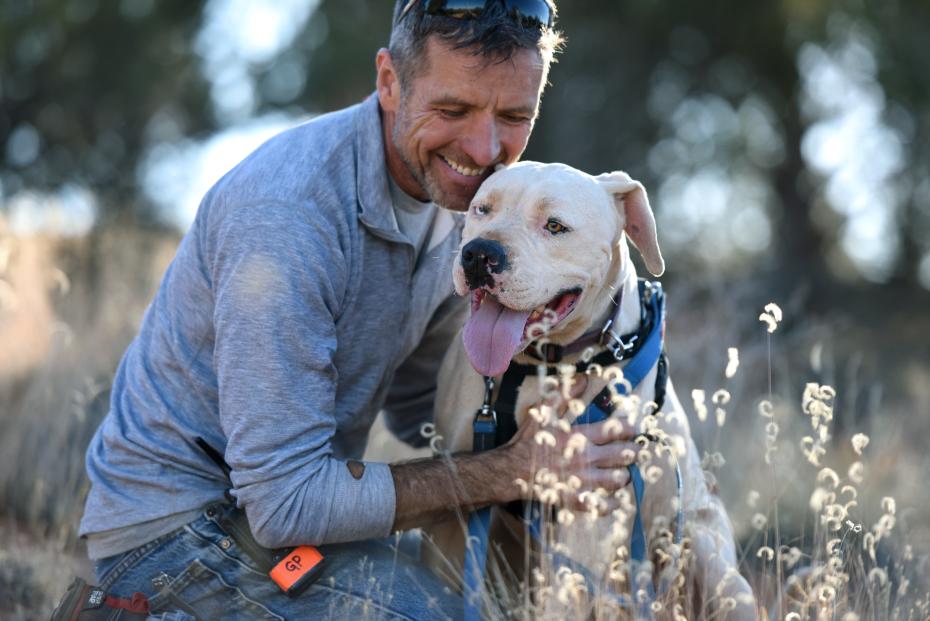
[2,0,929,617]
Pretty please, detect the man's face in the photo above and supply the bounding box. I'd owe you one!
[378,38,546,212]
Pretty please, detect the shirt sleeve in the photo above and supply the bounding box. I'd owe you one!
[381,293,469,448]
[209,199,396,548]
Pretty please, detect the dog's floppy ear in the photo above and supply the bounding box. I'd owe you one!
[595,171,665,276]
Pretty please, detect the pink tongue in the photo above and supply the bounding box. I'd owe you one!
[463,295,531,377]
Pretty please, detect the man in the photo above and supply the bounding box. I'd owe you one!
[79,2,636,618]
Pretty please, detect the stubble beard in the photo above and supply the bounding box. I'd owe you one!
[391,108,469,212]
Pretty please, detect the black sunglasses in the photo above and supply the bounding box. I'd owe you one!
[398,0,554,28]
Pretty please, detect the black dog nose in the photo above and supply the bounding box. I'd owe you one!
[461,238,508,289]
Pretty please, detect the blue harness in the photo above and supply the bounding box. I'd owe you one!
[463,280,682,620]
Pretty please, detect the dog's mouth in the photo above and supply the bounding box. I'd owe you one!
[463,288,582,377]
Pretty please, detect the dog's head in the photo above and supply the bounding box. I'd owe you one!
[453,161,664,377]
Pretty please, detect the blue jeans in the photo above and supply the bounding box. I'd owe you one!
[94,505,463,620]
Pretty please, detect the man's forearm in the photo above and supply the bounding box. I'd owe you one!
[389,446,522,531]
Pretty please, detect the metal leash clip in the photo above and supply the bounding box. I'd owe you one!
[600,318,639,362]
[472,376,497,453]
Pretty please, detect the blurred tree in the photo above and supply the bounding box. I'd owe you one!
[534,0,929,297]
[0,0,213,226]
[2,0,929,293]
[259,0,930,294]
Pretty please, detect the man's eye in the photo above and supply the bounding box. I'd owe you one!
[439,108,465,119]
[545,218,569,234]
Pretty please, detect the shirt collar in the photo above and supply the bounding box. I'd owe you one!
[354,92,407,243]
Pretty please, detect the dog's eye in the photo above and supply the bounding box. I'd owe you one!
[474,204,491,216]
[545,218,569,235]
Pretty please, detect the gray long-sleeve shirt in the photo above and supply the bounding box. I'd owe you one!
[80,94,466,558]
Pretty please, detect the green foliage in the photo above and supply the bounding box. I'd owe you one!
[0,0,213,223]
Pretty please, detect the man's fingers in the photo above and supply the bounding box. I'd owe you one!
[566,374,588,398]
[588,442,642,469]
[579,418,637,444]
[565,471,631,511]
[596,466,632,492]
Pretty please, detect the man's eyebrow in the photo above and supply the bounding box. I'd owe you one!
[429,96,537,117]
[429,95,471,108]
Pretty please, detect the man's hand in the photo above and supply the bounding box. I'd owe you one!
[501,375,642,513]
[389,374,641,531]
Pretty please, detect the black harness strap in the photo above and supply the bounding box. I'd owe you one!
[492,365,531,448]
[493,280,669,451]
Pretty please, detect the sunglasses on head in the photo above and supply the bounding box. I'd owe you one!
[398,0,554,28]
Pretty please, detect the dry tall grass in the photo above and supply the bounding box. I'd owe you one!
[1,222,928,619]
[0,221,179,618]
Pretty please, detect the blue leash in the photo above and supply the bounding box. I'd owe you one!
[464,285,682,620]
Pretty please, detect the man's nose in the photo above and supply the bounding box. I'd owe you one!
[461,238,508,289]
[461,116,502,168]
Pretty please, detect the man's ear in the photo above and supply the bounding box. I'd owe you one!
[595,171,665,276]
[375,48,400,113]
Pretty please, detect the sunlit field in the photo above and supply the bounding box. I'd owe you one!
[2,226,928,619]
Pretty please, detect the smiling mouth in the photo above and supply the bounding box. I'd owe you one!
[439,154,487,178]
[470,288,582,340]
[463,287,582,377]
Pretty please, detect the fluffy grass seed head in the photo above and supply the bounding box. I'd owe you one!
[764,302,783,322]
[759,302,783,332]
[562,432,587,459]
[781,546,803,568]
[868,567,888,587]
[818,584,837,604]
[534,430,557,447]
[848,461,865,484]
[817,467,840,488]
[759,313,777,333]
[691,389,707,422]
[811,487,835,512]
[801,436,827,466]
[725,347,739,378]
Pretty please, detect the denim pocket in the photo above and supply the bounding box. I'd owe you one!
[97,526,187,590]
[148,559,284,621]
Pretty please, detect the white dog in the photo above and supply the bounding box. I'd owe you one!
[425,162,756,619]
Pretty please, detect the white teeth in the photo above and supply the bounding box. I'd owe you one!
[441,155,485,177]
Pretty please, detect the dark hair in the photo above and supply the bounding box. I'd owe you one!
[388,0,564,88]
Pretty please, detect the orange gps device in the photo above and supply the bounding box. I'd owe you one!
[269,546,325,596]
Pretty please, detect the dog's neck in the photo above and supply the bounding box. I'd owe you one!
[601,256,642,338]
[584,249,642,354]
